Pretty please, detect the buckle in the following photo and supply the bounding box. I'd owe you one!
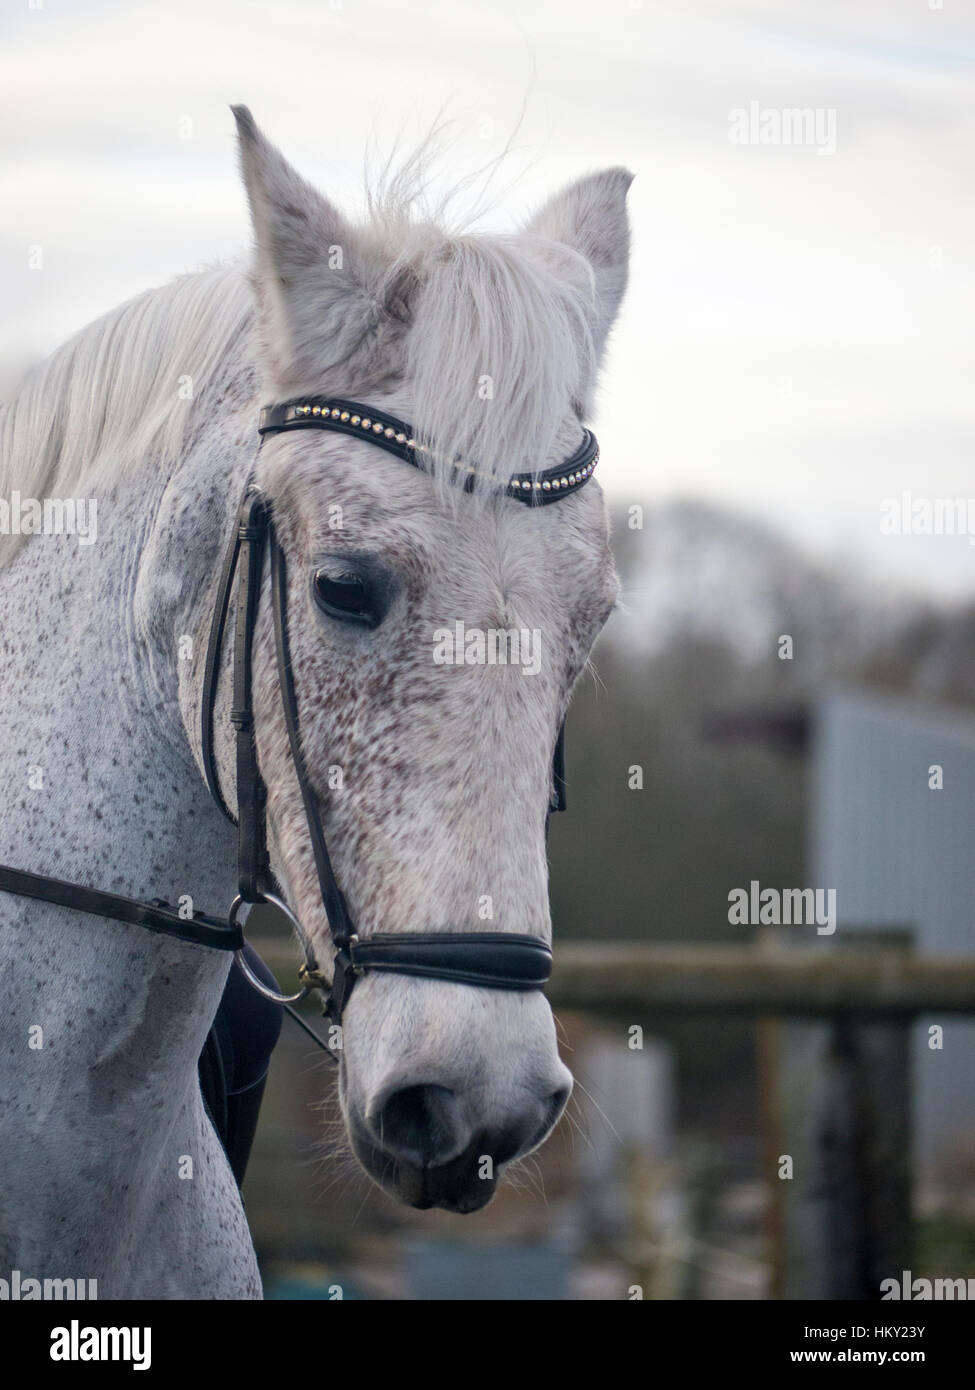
[298,963,330,991]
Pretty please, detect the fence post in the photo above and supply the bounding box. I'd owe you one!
[778,929,914,1299]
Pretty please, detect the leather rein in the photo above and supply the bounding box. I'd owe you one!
[0,394,594,1049]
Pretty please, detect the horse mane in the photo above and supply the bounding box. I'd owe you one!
[0,137,600,568]
[400,229,596,490]
[0,261,253,568]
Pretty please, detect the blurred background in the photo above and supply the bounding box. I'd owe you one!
[3,0,974,1298]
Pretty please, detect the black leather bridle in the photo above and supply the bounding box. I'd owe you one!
[0,394,596,1043]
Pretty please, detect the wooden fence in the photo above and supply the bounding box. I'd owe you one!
[547,930,975,1299]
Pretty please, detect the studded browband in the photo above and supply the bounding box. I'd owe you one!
[259,397,600,504]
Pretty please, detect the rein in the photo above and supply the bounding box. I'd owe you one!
[0,394,593,1052]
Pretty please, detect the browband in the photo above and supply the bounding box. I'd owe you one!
[259,396,600,505]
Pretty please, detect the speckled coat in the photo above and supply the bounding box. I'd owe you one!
[0,107,632,1295]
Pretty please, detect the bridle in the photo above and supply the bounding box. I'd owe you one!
[0,393,598,1048]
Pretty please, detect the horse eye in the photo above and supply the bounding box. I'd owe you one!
[313,569,377,627]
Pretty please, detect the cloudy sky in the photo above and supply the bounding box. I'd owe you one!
[2,0,974,596]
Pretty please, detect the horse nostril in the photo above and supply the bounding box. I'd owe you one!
[520,1085,572,1154]
[548,1083,572,1124]
[372,1083,467,1169]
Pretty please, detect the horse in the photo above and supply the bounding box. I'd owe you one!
[0,106,632,1298]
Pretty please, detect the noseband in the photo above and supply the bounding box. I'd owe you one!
[0,394,596,1043]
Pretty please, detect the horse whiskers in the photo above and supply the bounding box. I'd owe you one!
[568,1072,624,1146]
[559,1102,595,1155]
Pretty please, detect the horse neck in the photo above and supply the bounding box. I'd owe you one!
[0,373,257,1086]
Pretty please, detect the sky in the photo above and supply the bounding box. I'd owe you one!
[2,0,974,598]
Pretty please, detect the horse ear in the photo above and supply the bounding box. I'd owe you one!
[522,167,634,363]
[231,105,372,388]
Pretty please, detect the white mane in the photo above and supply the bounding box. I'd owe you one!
[0,262,253,568]
[401,228,597,487]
